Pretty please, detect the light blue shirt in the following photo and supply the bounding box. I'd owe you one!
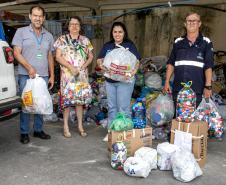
[12,24,54,76]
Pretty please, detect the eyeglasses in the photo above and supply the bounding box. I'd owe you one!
[186,19,200,24]
[69,23,80,27]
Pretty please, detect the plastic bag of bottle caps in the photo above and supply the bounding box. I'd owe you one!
[193,98,224,141]
[111,141,127,170]
[176,81,196,123]
[63,81,92,107]
[150,94,174,127]
[132,98,146,128]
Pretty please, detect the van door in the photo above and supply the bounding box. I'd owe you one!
[0,40,17,100]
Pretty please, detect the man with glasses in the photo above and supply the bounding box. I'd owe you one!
[163,12,214,108]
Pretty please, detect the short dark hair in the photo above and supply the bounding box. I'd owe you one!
[109,22,129,42]
[30,6,45,16]
[67,16,84,35]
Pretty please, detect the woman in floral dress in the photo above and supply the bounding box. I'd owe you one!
[54,16,93,137]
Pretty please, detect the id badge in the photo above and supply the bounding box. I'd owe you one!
[36,53,43,59]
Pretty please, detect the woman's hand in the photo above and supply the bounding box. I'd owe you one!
[97,59,106,71]
[97,59,109,73]
[97,59,103,67]
[69,65,79,76]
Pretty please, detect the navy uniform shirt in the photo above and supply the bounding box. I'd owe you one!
[167,33,214,95]
[98,40,141,83]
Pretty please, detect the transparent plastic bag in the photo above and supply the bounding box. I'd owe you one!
[157,142,179,170]
[150,94,174,127]
[123,157,150,178]
[134,147,157,170]
[22,74,53,114]
[171,149,203,182]
[176,81,196,123]
[132,98,146,129]
[43,113,58,122]
[111,141,127,170]
[193,98,224,140]
[144,72,162,90]
[63,73,92,106]
[103,45,137,83]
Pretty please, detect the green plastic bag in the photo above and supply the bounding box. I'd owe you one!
[110,112,133,131]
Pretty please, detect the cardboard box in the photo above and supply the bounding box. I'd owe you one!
[170,119,208,168]
[108,127,152,157]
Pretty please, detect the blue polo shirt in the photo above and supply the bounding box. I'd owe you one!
[98,40,141,83]
[167,33,214,95]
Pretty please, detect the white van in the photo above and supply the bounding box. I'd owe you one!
[0,39,21,120]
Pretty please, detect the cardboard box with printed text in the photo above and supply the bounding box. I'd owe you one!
[108,127,152,157]
[170,119,208,168]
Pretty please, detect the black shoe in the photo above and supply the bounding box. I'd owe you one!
[20,134,30,144]
[33,131,51,140]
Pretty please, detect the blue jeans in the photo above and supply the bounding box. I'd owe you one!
[18,75,48,134]
[105,79,135,128]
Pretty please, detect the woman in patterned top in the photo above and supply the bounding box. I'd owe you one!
[54,16,93,138]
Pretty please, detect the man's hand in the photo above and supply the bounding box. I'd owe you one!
[48,76,54,90]
[28,66,36,78]
[204,88,212,98]
[163,82,172,94]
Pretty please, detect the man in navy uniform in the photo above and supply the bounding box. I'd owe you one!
[163,12,214,107]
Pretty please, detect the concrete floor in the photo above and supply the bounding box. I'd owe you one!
[0,115,226,185]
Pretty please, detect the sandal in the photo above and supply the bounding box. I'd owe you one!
[79,129,87,137]
[63,128,72,138]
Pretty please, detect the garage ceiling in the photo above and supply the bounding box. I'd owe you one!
[0,0,226,14]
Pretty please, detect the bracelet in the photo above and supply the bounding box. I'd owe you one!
[204,85,212,90]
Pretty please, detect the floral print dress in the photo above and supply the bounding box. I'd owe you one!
[54,34,93,108]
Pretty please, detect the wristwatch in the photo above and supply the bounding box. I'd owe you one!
[204,85,212,90]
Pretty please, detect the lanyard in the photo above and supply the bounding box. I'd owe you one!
[32,32,43,48]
